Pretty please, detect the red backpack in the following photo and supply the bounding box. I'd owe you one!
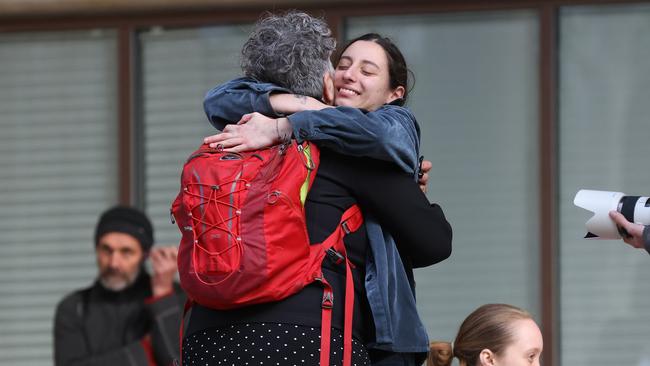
[171,141,362,366]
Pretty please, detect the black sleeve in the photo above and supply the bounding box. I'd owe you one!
[53,293,149,366]
[332,153,453,268]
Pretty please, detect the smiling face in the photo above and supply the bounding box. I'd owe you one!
[333,40,404,111]
[488,319,544,366]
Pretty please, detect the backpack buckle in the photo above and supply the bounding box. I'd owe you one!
[341,221,351,234]
[322,291,333,309]
[326,248,344,265]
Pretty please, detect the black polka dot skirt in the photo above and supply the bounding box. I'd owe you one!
[182,322,370,366]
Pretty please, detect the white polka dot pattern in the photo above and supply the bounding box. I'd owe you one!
[182,323,370,366]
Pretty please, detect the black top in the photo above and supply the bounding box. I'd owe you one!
[187,149,452,343]
[54,271,185,366]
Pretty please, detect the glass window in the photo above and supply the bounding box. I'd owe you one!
[559,4,650,365]
[346,11,540,340]
[0,30,118,365]
[139,24,251,245]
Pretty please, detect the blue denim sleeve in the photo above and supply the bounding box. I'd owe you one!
[203,77,291,130]
[287,105,421,174]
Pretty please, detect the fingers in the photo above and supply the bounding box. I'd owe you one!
[609,211,645,248]
[204,115,256,145]
[204,133,225,144]
[222,145,249,154]
[418,159,432,190]
[152,246,177,259]
[204,124,243,145]
[204,131,237,145]
[421,159,433,174]
[204,125,248,149]
[237,113,255,125]
[609,211,632,239]
[418,172,429,186]
[203,116,277,152]
[609,211,628,227]
[150,246,178,272]
[418,166,430,194]
[149,247,178,296]
[209,137,245,150]
[204,128,258,151]
[203,133,245,149]
[222,124,240,133]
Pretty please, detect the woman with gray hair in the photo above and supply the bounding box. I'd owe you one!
[238,10,336,99]
[184,10,452,366]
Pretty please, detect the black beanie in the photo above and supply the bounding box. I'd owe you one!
[94,206,154,252]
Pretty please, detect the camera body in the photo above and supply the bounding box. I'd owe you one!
[574,189,650,239]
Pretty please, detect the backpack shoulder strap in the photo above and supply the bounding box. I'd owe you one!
[319,204,363,366]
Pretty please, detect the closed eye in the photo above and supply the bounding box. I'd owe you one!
[336,56,352,70]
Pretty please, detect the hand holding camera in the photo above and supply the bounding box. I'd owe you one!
[574,189,650,252]
[608,211,646,249]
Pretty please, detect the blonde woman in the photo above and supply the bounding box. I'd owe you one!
[428,304,543,366]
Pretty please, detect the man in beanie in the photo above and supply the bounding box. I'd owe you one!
[54,206,184,366]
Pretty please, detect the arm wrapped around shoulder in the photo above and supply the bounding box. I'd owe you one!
[412,202,453,268]
[337,153,452,268]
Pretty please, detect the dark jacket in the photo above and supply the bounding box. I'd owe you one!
[54,271,184,366]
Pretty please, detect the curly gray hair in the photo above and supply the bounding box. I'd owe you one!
[241,11,336,98]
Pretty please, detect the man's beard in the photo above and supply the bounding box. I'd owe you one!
[99,267,140,292]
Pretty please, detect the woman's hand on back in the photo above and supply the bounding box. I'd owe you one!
[203,113,292,153]
[418,159,432,193]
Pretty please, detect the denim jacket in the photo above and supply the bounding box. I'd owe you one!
[204,78,430,362]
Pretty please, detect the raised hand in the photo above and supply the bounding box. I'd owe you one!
[149,246,178,297]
